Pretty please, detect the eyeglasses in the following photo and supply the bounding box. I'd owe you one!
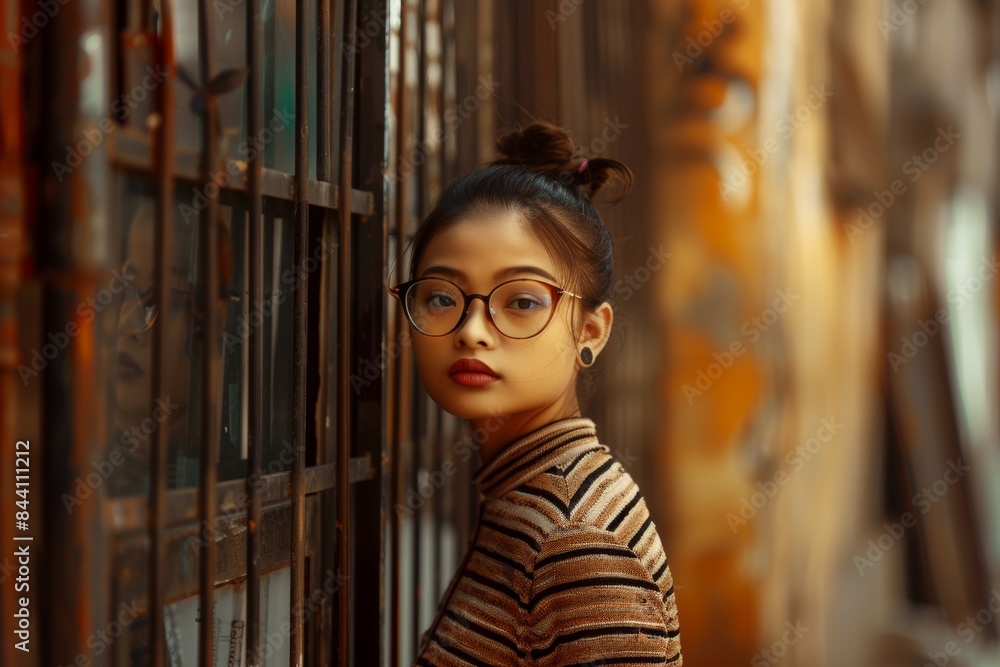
[387,277,582,339]
[119,280,159,336]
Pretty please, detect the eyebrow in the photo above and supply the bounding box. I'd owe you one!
[419,264,560,284]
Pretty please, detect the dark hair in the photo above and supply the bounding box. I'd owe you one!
[406,121,634,337]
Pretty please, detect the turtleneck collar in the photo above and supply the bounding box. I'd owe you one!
[472,416,607,500]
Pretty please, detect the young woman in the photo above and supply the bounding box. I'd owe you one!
[391,122,683,666]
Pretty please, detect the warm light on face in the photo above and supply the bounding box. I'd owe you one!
[391,276,582,339]
[406,212,586,421]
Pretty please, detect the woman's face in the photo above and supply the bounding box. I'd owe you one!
[410,212,603,422]
[115,209,192,428]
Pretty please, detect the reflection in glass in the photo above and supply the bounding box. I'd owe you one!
[109,182,236,496]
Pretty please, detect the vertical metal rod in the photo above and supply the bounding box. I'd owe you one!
[292,0,312,663]
[318,0,333,183]
[317,3,339,664]
[246,0,264,662]
[198,2,220,664]
[411,0,427,650]
[336,0,359,663]
[390,0,408,661]
[428,0,444,600]
[315,0,335,658]
[150,2,176,665]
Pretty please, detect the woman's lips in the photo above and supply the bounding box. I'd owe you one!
[448,358,499,387]
[117,351,143,380]
[450,371,499,387]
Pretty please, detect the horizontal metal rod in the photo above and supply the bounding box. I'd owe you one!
[108,129,376,215]
[107,455,375,532]
[114,496,326,606]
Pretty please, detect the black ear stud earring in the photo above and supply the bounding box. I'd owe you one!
[580,346,594,366]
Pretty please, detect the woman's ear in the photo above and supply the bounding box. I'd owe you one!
[577,301,613,364]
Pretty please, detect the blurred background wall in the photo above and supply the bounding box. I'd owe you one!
[446,0,1000,665]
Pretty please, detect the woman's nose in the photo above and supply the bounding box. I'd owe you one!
[454,298,497,347]
[117,296,140,335]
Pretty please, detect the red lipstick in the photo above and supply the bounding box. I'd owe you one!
[448,358,499,387]
[117,351,143,380]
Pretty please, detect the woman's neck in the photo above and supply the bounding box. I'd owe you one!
[469,398,582,469]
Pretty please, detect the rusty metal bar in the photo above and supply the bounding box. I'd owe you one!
[318,0,333,183]
[107,132,375,213]
[37,0,112,662]
[428,0,445,600]
[351,0,391,658]
[108,457,375,532]
[0,0,24,662]
[246,0,264,661]
[411,0,428,650]
[390,0,408,660]
[197,1,220,663]
[291,0,312,662]
[316,0,338,661]
[150,1,177,664]
[337,0,359,662]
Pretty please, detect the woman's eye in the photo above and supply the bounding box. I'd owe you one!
[427,293,457,309]
[505,295,546,312]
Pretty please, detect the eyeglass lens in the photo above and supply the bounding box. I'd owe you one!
[404,279,557,338]
[120,281,158,335]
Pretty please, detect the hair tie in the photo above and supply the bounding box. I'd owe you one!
[577,159,589,173]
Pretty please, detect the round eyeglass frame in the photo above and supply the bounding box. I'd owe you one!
[386,276,583,339]
[120,280,159,336]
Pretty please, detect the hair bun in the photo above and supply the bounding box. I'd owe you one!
[491,121,634,202]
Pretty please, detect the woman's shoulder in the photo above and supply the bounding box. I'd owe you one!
[500,444,649,529]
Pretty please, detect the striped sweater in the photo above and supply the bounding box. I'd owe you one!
[413,417,684,666]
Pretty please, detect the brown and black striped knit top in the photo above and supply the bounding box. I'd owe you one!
[413,416,683,666]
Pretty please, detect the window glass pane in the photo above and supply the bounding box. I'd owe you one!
[168,0,250,165]
[109,174,238,493]
[262,202,296,471]
[264,0,296,173]
[110,176,194,495]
